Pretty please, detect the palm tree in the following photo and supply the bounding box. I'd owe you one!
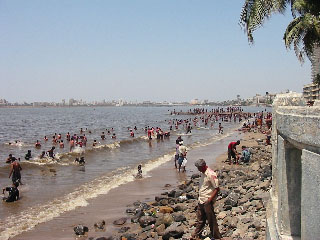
[240,0,320,63]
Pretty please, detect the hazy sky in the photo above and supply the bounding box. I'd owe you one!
[0,0,312,103]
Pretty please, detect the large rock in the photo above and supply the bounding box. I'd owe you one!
[155,224,166,235]
[74,225,89,235]
[225,192,239,207]
[159,206,174,214]
[138,216,156,228]
[162,222,184,240]
[156,213,173,227]
[172,212,186,222]
[113,217,127,226]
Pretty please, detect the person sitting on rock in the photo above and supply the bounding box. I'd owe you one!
[191,159,222,240]
[240,146,251,163]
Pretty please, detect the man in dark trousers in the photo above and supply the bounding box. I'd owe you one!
[192,159,222,240]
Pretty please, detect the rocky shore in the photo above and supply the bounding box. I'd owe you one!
[73,135,272,240]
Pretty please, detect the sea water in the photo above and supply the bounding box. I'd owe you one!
[0,106,269,239]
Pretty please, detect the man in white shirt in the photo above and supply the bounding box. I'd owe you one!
[178,141,187,172]
[192,159,222,240]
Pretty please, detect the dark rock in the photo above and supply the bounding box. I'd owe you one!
[162,222,184,240]
[155,213,173,227]
[261,165,272,179]
[168,190,176,198]
[131,216,139,223]
[186,193,197,199]
[173,204,186,212]
[94,220,105,230]
[138,216,156,228]
[172,212,186,222]
[164,184,172,188]
[96,236,114,240]
[156,224,166,235]
[126,208,136,215]
[113,217,127,226]
[74,225,89,235]
[133,201,141,206]
[225,192,239,207]
[184,185,193,193]
[174,190,183,198]
[155,196,168,202]
[219,189,229,198]
[118,226,130,233]
[224,204,232,211]
[159,199,169,206]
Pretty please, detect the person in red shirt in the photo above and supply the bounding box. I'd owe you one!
[227,140,240,164]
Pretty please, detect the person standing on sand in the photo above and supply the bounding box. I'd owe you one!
[192,159,222,240]
[178,141,187,172]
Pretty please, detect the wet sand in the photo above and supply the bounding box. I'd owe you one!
[12,130,246,240]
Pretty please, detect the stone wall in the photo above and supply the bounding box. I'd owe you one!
[266,93,320,240]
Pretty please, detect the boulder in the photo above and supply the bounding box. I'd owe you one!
[113,217,127,226]
[155,224,166,235]
[162,222,184,240]
[118,226,130,233]
[156,213,173,227]
[74,225,89,235]
[159,206,174,214]
[138,216,156,228]
[172,212,186,222]
[225,192,239,207]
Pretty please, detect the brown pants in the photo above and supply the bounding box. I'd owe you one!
[193,202,222,239]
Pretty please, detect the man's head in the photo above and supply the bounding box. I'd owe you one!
[9,154,12,157]
[195,159,207,173]
[242,145,247,150]
[236,140,240,145]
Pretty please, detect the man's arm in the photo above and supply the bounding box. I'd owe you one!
[8,165,13,178]
[207,187,220,204]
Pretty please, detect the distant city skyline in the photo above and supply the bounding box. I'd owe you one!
[0,1,311,103]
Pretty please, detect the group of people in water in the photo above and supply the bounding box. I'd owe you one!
[2,107,271,203]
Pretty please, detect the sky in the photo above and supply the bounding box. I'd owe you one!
[0,0,312,103]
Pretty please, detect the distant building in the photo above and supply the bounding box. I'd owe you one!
[0,99,8,106]
[303,45,320,102]
[69,98,76,106]
[303,83,320,102]
[190,99,199,105]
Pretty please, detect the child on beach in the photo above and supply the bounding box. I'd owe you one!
[135,165,143,179]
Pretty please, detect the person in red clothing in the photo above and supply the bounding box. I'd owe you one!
[227,140,240,164]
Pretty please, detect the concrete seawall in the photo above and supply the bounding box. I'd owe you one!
[266,93,320,240]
